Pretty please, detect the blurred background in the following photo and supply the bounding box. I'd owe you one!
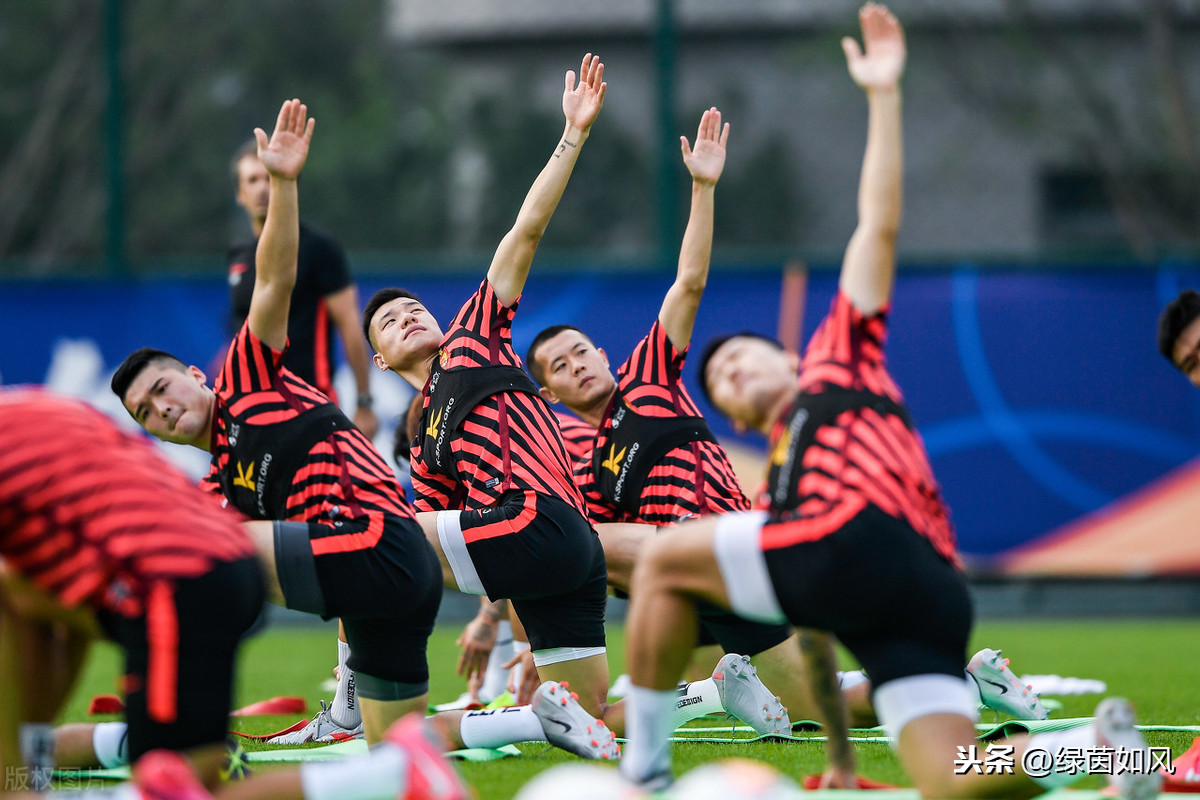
[4,0,1200,602]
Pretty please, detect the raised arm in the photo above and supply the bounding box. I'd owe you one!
[247,99,315,352]
[486,53,606,308]
[838,3,905,317]
[658,107,729,351]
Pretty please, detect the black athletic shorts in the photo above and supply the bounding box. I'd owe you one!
[276,513,442,687]
[460,490,607,652]
[762,503,973,689]
[696,603,793,657]
[100,556,264,760]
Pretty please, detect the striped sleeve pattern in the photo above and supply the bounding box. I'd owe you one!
[611,321,750,525]
[0,391,254,617]
[763,293,957,563]
[411,281,586,513]
[214,325,415,539]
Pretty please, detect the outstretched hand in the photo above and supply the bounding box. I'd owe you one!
[562,53,606,133]
[841,2,906,91]
[254,98,315,181]
[681,106,729,186]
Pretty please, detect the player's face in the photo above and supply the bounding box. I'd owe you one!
[535,329,615,409]
[1172,315,1200,389]
[235,156,270,222]
[704,337,797,430]
[122,362,214,447]
[370,297,444,373]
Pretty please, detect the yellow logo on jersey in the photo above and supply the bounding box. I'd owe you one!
[426,408,443,440]
[438,347,450,369]
[233,461,256,491]
[770,429,793,467]
[602,444,628,476]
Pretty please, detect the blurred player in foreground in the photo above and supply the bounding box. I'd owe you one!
[0,389,467,800]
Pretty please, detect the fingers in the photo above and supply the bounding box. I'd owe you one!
[253,128,268,152]
[841,35,862,65]
[718,120,730,148]
[274,100,290,137]
[679,135,691,160]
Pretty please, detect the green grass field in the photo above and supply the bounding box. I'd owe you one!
[59,618,1200,799]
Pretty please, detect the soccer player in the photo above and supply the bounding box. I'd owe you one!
[0,389,467,800]
[364,54,626,756]
[1157,288,1200,387]
[227,140,378,439]
[617,6,1160,798]
[112,99,596,760]
[524,106,803,733]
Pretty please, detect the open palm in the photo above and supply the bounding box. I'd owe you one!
[254,98,314,181]
[562,53,607,133]
[842,3,906,91]
[681,106,730,186]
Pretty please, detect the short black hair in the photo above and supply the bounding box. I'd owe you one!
[362,288,425,350]
[111,347,188,403]
[525,324,591,386]
[1158,289,1200,365]
[695,331,785,408]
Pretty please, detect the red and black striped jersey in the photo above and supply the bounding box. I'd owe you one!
[410,280,586,514]
[575,320,751,525]
[0,390,255,618]
[761,292,957,564]
[201,323,414,555]
[554,411,596,465]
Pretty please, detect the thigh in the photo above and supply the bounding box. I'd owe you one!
[510,532,607,652]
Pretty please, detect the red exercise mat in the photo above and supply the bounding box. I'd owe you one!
[231,696,307,717]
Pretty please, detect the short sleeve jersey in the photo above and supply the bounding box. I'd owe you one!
[201,323,414,555]
[0,390,255,618]
[554,411,596,465]
[575,320,751,525]
[762,292,957,564]
[228,223,352,398]
[410,280,585,514]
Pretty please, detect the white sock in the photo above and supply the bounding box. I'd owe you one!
[92,721,130,768]
[838,670,869,691]
[300,745,407,800]
[671,677,725,728]
[460,706,546,749]
[1025,724,1096,788]
[510,639,530,692]
[330,639,360,728]
[480,621,514,702]
[621,685,677,783]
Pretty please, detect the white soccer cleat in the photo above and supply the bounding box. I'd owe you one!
[967,648,1049,720]
[532,681,621,760]
[265,700,364,744]
[1095,697,1163,800]
[711,654,790,735]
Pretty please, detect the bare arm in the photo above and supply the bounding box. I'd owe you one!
[324,284,379,438]
[247,99,315,352]
[838,3,906,317]
[487,54,606,308]
[658,107,729,351]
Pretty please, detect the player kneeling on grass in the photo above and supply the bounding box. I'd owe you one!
[617,6,1160,799]
[0,389,468,800]
[110,94,621,763]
